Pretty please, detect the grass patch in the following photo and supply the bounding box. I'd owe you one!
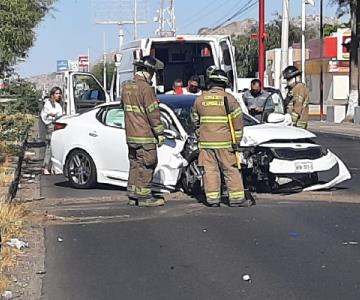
[0,203,27,292]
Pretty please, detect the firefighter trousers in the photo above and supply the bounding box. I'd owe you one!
[198,148,244,204]
[127,143,158,199]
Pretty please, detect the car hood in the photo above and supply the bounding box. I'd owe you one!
[241,124,316,146]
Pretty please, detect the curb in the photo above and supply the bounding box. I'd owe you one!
[311,130,360,141]
[255,190,360,204]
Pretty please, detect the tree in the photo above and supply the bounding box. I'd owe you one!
[0,79,40,114]
[331,0,359,119]
[232,15,317,78]
[91,61,116,90]
[0,0,56,77]
[323,23,340,37]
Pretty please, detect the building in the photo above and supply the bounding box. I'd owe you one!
[294,28,350,105]
[265,28,350,105]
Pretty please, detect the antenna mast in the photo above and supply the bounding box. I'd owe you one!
[155,0,176,37]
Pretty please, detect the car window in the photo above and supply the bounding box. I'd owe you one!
[264,92,285,114]
[104,108,125,128]
[96,106,125,128]
[73,74,106,102]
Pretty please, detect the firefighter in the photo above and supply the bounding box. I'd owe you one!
[121,56,165,207]
[282,65,310,129]
[192,68,249,207]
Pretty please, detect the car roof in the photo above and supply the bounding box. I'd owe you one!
[158,94,197,109]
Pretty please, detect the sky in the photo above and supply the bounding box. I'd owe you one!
[16,0,342,77]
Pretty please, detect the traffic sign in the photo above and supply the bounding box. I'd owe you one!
[78,55,89,67]
[69,60,79,72]
[56,60,69,72]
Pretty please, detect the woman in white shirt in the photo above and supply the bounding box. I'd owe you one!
[40,86,63,174]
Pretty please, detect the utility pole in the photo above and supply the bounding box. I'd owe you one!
[155,0,176,37]
[301,0,306,83]
[345,0,359,121]
[258,0,265,84]
[281,0,289,91]
[96,20,134,51]
[103,32,107,90]
[320,0,324,120]
[302,1,315,83]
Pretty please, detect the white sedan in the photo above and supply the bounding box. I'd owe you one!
[51,96,351,193]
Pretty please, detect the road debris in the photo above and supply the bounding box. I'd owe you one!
[342,241,359,246]
[57,237,63,242]
[1,290,13,300]
[289,232,299,237]
[202,229,207,233]
[36,270,46,275]
[6,238,29,250]
[242,274,252,282]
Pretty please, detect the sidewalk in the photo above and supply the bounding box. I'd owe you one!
[308,120,360,139]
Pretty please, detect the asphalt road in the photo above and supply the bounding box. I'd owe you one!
[315,133,360,195]
[40,133,360,299]
[42,201,360,300]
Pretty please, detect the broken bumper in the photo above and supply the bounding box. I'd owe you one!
[269,150,351,191]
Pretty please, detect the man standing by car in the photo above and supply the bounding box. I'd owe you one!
[121,56,165,207]
[192,68,250,207]
[282,65,309,129]
[242,79,269,118]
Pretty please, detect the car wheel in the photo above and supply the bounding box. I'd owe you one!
[181,158,202,195]
[67,149,97,189]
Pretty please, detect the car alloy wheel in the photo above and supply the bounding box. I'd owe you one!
[67,149,97,188]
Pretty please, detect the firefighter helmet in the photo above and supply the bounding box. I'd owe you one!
[208,69,229,85]
[133,56,164,71]
[206,65,218,78]
[282,65,301,80]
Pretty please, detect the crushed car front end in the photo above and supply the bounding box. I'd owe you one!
[241,124,351,192]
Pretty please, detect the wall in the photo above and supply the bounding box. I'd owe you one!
[307,73,348,104]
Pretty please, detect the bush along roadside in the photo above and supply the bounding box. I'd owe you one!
[0,112,35,295]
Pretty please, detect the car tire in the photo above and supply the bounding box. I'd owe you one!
[181,157,202,195]
[66,149,97,189]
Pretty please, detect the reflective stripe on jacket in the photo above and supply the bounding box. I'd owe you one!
[192,87,243,149]
[121,74,164,144]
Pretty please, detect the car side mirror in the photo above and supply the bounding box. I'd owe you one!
[266,112,285,123]
[163,129,177,140]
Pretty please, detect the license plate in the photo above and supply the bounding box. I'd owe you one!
[295,162,313,173]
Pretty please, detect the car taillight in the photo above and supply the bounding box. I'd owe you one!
[54,122,67,131]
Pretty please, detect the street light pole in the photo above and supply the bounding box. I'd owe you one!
[301,0,306,82]
[302,0,315,83]
[281,0,289,91]
[259,0,265,84]
[320,0,324,120]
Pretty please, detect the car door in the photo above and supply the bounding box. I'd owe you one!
[69,72,110,115]
[89,105,129,183]
[261,90,286,123]
[90,104,188,189]
[153,104,188,188]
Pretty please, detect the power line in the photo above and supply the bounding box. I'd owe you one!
[211,0,258,33]
[212,0,248,26]
[178,0,228,31]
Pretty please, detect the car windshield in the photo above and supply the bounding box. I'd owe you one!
[171,107,259,133]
